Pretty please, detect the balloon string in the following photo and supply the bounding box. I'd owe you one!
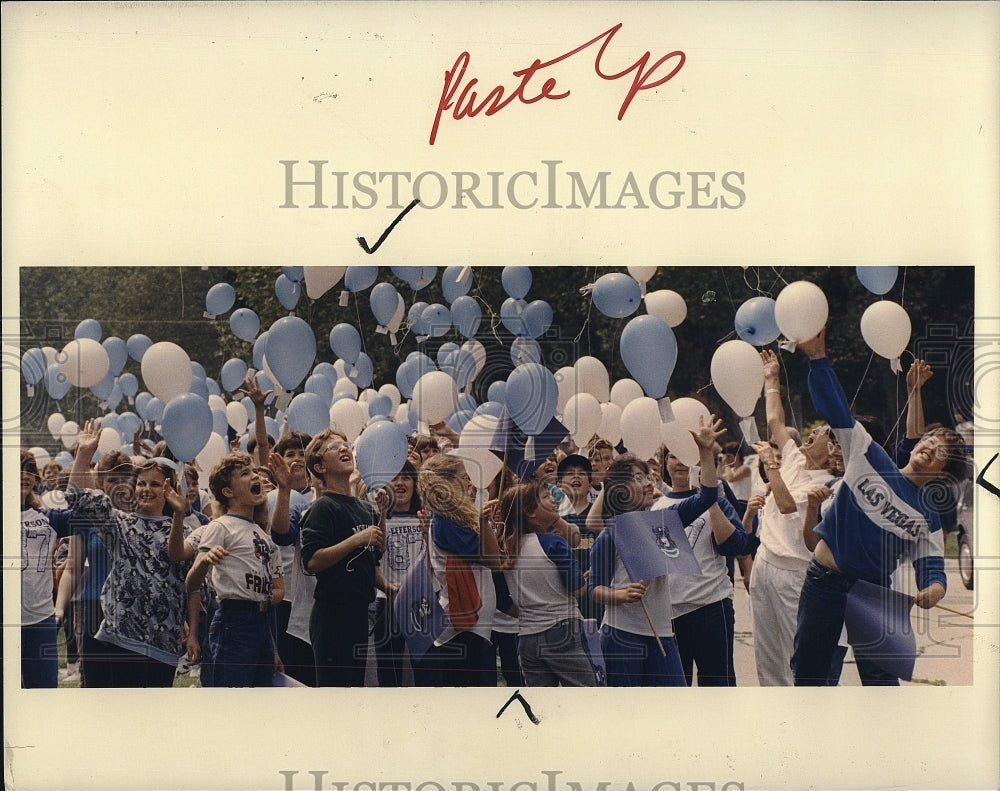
[178,267,186,319]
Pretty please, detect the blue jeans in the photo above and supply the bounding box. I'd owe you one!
[792,559,899,686]
[209,603,275,687]
[22,616,59,688]
[600,625,686,687]
[673,598,736,686]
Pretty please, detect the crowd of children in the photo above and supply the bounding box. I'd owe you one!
[20,326,972,689]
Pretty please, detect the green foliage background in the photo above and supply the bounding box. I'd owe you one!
[17,265,975,453]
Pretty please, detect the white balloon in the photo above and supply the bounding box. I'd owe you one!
[610,378,644,409]
[620,397,663,461]
[447,447,503,494]
[394,401,411,428]
[412,371,458,424]
[598,402,623,446]
[226,401,249,434]
[711,340,764,418]
[41,346,58,366]
[554,366,577,413]
[333,377,359,400]
[774,281,829,343]
[627,266,657,284]
[60,421,80,450]
[563,392,602,448]
[460,339,487,380]
[358,388,378,406]
[388,293,407,334]
[459,413,501,451]
[47,413,66,440]
[645,289,687,327]
[196,432,229,473]
[574,356,611,403]
[141,341,193,401]
[330,399,366,442]
[860,301,911,360]
[302,266,346,300]
[378,383,402,415]
[660,398,712,467]
[58,338,110,388]
[29,446,52,469]
[208,394,227,411]
[97,427,122,455]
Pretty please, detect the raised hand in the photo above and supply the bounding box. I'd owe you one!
[906,358,933,390]
[760,349,780,380]
[76,418,103,457]
[690,414,726,451]
[240,370,272,408]
[163,477,188,514]
[268,452,294,490]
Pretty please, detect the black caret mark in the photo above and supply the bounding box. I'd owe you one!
[976,452,999,499]
[496,689,540,725]
[356,199,420,254]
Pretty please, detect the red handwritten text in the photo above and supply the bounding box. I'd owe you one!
[429,23,686,145]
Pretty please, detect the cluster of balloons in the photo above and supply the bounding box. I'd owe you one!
[24,265,919,494]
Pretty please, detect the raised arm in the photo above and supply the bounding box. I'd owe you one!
[905,359,933,439]
[68,419,101,489]
[241,371,273,467]
[761,350,793,450]
[798,329,854,430]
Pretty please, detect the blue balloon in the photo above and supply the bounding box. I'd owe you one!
[126,334,152,362]
[286,392,331,436]
[304,373,334,405]
[734,296,781,346]
[21,348,47,386]
[522,300,553,339]
[348,353,374,389]
[441,349,478,391]
[134,391,152,419]
[211,407,229,437]
[102,337,128,376]
[191,361,207,380]
[118,411,142,440]
[242,397,255,424]
[592,272,642,319]
[90,369,117,400]
[856,266,898,296]
[264,416,280,439]
[44,364,71,400]
[254,371,277,405]
[501,297,529,336]
[252,331,269,369]
[99,413,121,434]
[275,274,301,311]
[502,266,532,300]
[421,303,452,337]
[487,381,507,404]
[458,393,478,413]
[104,382,124,412]
[189,376,209,400]
[620,315,677,399]
[118,372,139,398]
[329,323,362,364]
[442,266,474,303]
[475,401,505,419]
[230,308,260,341]
[511,338,542,366]
[370,282,401,327]
[265,317,316,391]
[75,318,102,341]
[146,396,166,423]
[395,358,419,399]
[391,266,419,284]
[436,342,460,367]
[161,393,213,462]
[367,394,393,419]
[206,378,221,397]
[281,266,304,283]
[354,418,409,489]
[221,358,249,392]
[408,302,430,336]
[450,295,482,339]
[205,282,236,315]
[344,266,379,293]
[313,361,339,387]
[447,409,475,434]
[505,362,558,435]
